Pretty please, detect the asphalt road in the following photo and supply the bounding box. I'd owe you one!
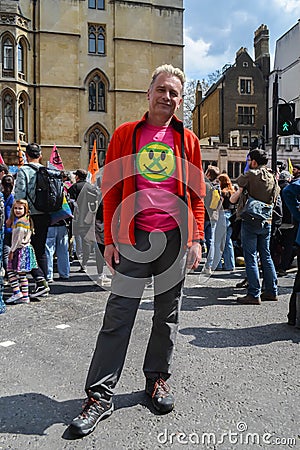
[0,260,299,450]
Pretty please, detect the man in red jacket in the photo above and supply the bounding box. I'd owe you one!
[70,64,205,437]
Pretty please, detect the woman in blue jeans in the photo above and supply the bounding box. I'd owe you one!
[216,174,235,271]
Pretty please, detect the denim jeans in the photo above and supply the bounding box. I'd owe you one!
[217,210,235,270]
[205,214,226,270]
[45,225,70,280]
[241,220,277,298]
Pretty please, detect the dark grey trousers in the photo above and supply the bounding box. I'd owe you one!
[85,227,187,397]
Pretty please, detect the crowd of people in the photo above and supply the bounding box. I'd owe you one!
[0,64,299,440]
[0,145,109,314]
[202,155,300,311]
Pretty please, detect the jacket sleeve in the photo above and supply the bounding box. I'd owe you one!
[102,129,125,245]
[282,182,300,223]
[14,168,27,201]
[186,133,205,240]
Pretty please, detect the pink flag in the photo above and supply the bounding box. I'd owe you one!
[49,144,64,170]
[0,153,4,164]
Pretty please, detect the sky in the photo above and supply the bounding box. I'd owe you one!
[184,0,300,80]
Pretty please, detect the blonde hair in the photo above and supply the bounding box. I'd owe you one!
[11,199,34,230]
[150,64,186,88]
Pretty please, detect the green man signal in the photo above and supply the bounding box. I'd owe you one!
[277,103,295,136]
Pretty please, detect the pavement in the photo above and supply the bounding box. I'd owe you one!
[0,258,299,450]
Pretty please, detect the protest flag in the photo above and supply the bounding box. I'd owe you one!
[88,140,99,184]
[288,158,293,175]
[49,144,64,170]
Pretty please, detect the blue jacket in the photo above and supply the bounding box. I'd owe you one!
[282,179,300,245]
[4,193,14,234]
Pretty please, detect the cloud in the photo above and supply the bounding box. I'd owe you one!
[183,0,300,80]
[273,0,300,12]
[184,28,232,81]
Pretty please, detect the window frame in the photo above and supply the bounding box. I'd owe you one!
[239,77,253,95]
[237,105,256,126]
[88,0,105,9]
[3,37,14,77]
[2,91,15,140]
[17,40,27,80]
[88,74,106,112]
[88,24,106,55]
[88,126,108,166]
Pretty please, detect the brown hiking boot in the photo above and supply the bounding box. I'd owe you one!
[145,378,175,414]
[237,294,261,305]
[261,292,278,301]
[69,391,113,437]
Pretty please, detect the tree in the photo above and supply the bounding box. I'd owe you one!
[183,79,198,130]
[183,70,222,130]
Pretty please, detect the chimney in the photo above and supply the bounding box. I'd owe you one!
[195,80,202,104]
[254,24,270,78]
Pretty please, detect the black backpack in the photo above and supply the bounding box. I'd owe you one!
[28,165,64,213]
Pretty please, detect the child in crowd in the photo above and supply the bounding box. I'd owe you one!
[6,199,38,305]
[2,174,15,278]
[0,191,6,314]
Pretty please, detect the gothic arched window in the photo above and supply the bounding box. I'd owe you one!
[3,37,14,77]
[88,126,108,166]
[88,24,106,55]
[97,28,105,54]
[2,91,15,140]
[88,74,106,112]
[88,26,96,53]
[4,94,13,130]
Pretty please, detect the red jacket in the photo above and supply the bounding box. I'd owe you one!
[102,113,205,246]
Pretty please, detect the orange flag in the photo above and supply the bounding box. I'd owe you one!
[18,140,25,167]
[88,140,99,184]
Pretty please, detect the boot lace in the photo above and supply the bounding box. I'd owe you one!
[152,378,170,399]
[79,395,105,419]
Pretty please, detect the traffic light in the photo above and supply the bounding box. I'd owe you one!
[277,103,295,136]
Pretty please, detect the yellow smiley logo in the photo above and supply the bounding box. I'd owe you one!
[136,142,176,181]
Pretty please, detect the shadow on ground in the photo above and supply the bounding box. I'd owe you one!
[180,322,300,348]
[0,390,149,438]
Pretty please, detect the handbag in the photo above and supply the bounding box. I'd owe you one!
[241,196,273,223]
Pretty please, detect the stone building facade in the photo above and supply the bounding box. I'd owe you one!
[0,0,183,168]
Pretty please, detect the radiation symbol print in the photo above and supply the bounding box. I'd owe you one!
[136,142,176,181]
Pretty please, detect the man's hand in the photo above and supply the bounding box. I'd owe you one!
[186,242,202,270]
[104,244,120,275]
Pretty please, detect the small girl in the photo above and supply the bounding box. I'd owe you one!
[6,199,38,304]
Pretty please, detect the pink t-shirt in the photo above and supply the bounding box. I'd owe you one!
[135,123,181,232]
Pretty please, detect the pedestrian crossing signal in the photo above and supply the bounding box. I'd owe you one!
[277,103,295,136]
